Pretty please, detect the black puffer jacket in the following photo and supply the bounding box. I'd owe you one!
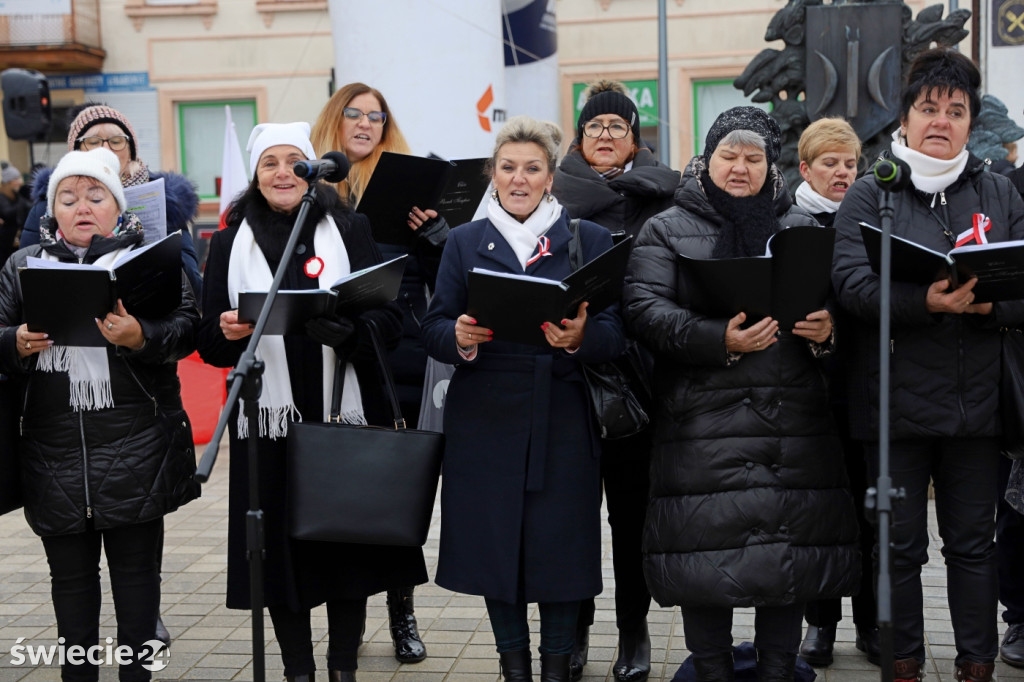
[622,158,860,608]
[0,223,200,537]
[832,155,1024,441]
[552,147,680,240]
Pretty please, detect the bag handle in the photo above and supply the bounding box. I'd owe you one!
[328,317,407,429]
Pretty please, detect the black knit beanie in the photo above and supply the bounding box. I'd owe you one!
[577,90,641,142]
[703,106,781,167]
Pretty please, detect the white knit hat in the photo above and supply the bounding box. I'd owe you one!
[246,122,315,178]
[47,148,126,215]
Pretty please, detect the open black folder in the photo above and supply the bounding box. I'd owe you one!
[434,157,489,227]
[859,222,1024,302]
[466,237,632,347]
[238,255,407,335]
[19,232,183,347]
[677,225,835,330]
[357,152,455,246]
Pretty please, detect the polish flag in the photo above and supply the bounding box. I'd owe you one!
[218,105,248,229]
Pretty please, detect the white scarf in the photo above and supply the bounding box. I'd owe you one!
[36,245,133,411]
[889,128,969,195]
[226,215,365,439]
[794,181,842,215]
[486,193,563,270]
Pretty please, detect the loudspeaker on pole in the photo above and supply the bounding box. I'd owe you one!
[2,68,52,141]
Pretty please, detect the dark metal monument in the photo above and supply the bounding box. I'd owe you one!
[735,0,971,188]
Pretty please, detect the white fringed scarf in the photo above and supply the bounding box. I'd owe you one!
[889,128,969,195]
[486,193,563,270]
[226,215,365,439]
[34,246,133,411]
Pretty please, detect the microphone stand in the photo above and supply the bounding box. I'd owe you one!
[195,180,323,682]
[865,176,906,682]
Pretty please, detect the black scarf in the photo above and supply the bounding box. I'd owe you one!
[243,195,328,272]
[703,169,780,259]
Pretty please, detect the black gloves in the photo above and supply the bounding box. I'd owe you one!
[305,315,356,351]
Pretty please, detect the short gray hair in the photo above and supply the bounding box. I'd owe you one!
[715,129,766,153]
[491,115,562,173]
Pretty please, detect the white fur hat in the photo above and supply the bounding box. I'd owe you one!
[47,148,126,215]
[246,122,315,178]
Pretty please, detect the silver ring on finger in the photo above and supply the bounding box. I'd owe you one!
[107,322,114,330]
[25,341,31,350]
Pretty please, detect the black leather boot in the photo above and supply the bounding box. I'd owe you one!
[386,586,426,663]
[500,650,533,681]
[798,623,836,667]
[756,649,797,682]
[568,622,588,681]
[692,652,735,682]
[327,671,355,682]
[155,615,171,647]
[855,624,881,666]
[540,652,571,682]
[613,621,651,681]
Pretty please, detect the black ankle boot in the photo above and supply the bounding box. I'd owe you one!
[856,624,881,666]
[540,652,570,682]
[693,652,735,682]
[155,615,170,647]
[568,623,588,681]
[757,649,797,682]
[327,672,355,682]
[500,650,533,681]
[386,586,426,663]
[613,621,651,681]
[798,623,836,667]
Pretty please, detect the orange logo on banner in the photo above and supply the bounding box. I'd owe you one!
[477,85,494,132]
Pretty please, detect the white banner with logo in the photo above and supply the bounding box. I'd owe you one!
[328,1,505,159]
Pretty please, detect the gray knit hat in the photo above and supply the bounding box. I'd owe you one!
[1,164,20,184]
[703,106,781,166]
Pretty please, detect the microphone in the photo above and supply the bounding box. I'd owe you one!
[293,151,350,183]
[873,157,912,193]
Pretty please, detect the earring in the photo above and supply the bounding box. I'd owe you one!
[545,192,554,203]
[491,188,498,200]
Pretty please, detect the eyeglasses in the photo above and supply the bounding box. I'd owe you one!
[78,135,130,152]
[343,107,387,125]
[582,120,631,139]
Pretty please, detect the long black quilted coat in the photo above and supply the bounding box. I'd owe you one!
[0,226,200,537]
[622,159,861,608]
[832,155,1024,441]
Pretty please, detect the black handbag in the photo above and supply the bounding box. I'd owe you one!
[287,320,444,546]
[567,219,652,440]
[1001,327,1024,460]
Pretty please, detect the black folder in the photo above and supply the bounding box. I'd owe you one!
[467,237,632,347]
[19,232,183,346]
[238,256,408,335]
[677,225,835,330]
[860,222,1024,303]
[434,157,489,227]
[357,152,455,246]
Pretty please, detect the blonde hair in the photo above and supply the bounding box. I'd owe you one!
[310,82,411,203]
[489,116,563,174]
[798,117,862,164]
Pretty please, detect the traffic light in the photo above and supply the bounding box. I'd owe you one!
[2,68,52,141]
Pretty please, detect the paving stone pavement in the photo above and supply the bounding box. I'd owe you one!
[1,441,1022,682]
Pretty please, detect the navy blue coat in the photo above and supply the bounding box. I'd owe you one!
[421,209,626,603]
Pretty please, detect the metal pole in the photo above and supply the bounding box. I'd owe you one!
[657,0,670,166]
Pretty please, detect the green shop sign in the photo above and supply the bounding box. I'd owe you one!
[573,79,659,127]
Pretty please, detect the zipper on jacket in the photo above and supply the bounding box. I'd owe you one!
[940,191,947,206]
[890,339,894,354]
[78,412,93,519]
[18,371,33,437]
[122,356,159,415]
